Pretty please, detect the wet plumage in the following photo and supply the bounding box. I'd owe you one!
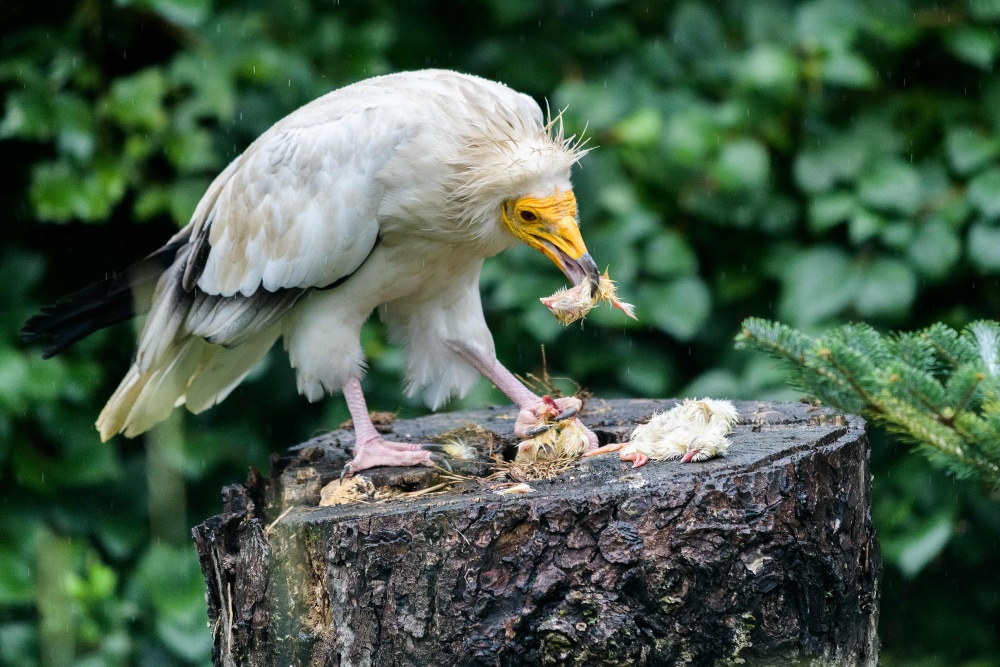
[22,69,604,472]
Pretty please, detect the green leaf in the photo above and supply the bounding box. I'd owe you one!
[894,512,954,578]
[848,208,885,245]
[967,167,1000,219]
[29,163,77,223]
[777,246,858,325]
[968,221,1000,272]
[854,258,917,319]
[671,2,727,61]
[909,222,962,280]
[165,129,217,172]
[117,0,211,27]
[0,90,55,140]
[134,187,172,220]
[857,160,923,215]
[617,345,672,395]
[644,230,699,278]
[663,110,718,166]
[614,108,661,147]
[967,0,1000,21]
[945,127,999,176]
[944,27,1000,70]
[136,545,212,662]
[821,49,877,88]
[712,138,770,191]
[808,191,856,233]
[795,0,862,49]
[0,547,34,605]
[738,45,799,93]
[793,138,867,194]
[639,277,712,341]
[169,178,210,226]
[54,94,95,160]
[106,69,167,131]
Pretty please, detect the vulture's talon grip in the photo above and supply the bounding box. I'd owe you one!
[524,423,554,437]
[430,453,453,473]
[555,406,579,421]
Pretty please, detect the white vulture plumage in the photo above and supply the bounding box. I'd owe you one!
[22,69,605,473]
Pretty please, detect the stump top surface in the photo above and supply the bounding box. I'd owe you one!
[269,399,862,526]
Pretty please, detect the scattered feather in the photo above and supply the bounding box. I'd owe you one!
[440,438,478,460]
[319,476,375,506]
[495,483,534,495]
[488,453,578,482]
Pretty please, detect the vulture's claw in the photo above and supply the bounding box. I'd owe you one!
[421,443,450,453]
[555,406,579,421]
[340,462,354,480]
[524,422,555,437]
[430,453,454,473]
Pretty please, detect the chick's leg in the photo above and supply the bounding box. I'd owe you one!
[343,377,439,474]
[446,340,598,450]
[583,442,649,468]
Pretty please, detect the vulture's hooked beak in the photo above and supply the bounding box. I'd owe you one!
[535,216,601,298]
[505,191,602,297]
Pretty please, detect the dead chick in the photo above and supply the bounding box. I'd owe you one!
[516,417,592,462]
[584,398,739,468]
[541,269,636,325]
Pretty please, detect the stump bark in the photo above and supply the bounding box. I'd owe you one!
[192,399,880,667]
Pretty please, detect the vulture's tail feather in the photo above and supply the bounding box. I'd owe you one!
[96,327,279,441]
[20,236,187,359]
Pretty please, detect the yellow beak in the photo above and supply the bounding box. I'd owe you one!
[504,191,601,295]
[526,216,601,294]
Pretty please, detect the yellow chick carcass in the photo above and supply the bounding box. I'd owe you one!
[540,270,636,326]
[515,415,593,462]
[585,398,739,468]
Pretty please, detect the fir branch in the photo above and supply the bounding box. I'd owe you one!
[736,318,1000,488]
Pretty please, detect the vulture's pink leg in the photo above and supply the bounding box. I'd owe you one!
[446,341,598,451]
[342,377,437,474]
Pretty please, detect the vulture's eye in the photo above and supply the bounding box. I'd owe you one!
[519,210,537,223]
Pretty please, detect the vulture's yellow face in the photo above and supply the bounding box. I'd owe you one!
[502,188,600,295]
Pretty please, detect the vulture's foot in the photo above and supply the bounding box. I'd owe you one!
[583,442,649,468]
[516,395,598,452]
[343,437,442,476]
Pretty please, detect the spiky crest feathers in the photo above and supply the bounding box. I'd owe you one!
[446,107,590,231]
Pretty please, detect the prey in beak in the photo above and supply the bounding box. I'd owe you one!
[502,189,601,296]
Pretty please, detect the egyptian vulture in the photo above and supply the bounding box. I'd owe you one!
[23,69,603,474]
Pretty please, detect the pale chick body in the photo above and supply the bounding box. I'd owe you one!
[585,398,739,468]
[26,69,609,475]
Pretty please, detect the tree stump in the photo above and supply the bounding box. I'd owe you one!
[192,399,880,667]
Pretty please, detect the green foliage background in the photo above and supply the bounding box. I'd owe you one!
[2,0,999,664]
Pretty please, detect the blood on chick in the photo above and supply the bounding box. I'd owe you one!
[584,398,739,468]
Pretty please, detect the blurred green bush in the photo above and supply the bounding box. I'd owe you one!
[1,0,999,664]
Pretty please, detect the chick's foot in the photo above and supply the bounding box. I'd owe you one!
[583,442,649,468]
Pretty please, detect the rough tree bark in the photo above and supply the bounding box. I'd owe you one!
[193,399,880,667]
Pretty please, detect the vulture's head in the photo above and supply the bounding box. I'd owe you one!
[500,188,600,296]
[449,111,600,295]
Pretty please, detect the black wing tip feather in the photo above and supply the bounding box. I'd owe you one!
[19,233,189,359]
[20,295,135,359]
